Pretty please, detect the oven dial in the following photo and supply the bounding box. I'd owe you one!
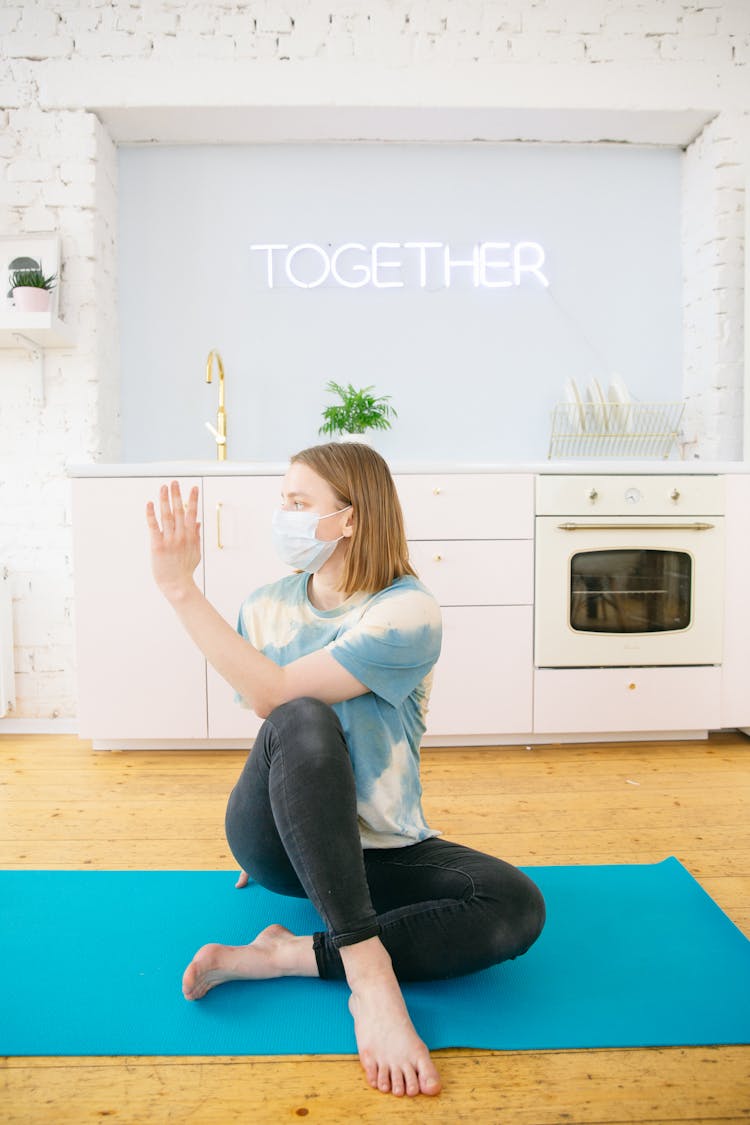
[624,487,642,505]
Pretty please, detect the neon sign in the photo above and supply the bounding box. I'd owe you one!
[250,241,549,290]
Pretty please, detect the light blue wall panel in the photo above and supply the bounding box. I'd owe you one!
[118,143,681,463]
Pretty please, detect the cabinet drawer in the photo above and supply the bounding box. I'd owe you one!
[426,606,533,735]
[533,666,721,734]
[409,540,533,606]
[395,474,533,540]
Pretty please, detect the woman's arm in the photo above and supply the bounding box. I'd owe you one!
[146,481,367,718]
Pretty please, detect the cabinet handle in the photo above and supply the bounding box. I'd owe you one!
[433,553,443,562]
[216,502,224,550]
[433,486,441,495]
[628,682,637,691]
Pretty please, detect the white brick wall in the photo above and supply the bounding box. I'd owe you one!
[0,0,748,722]
[1,105,119,720]
[682,110,747,460]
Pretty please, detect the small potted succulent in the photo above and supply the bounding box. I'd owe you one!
[8,257,57,313]
[319,381,397,443]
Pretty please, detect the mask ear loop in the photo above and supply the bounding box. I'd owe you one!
[317,504,352,521]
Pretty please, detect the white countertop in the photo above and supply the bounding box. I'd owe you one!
[67,459,750,477]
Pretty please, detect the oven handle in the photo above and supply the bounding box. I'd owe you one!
[557,521,716,531]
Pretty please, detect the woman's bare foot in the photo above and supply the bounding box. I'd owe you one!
[342,940,441,1098]
[182,924,316,1000]
[183,927,441,1097]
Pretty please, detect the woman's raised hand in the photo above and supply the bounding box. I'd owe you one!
[145,481,202,604]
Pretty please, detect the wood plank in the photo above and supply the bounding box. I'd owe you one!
[2,731,749,1125]
[3,1047,749,1125]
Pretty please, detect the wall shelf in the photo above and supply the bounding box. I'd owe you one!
[0,313,76,402]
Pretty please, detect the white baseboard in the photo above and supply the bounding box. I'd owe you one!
[2,722,736,746]
[91,738,253,751]
[422,730,710,747]
[0,717,78,734]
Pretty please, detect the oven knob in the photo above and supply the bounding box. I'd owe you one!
[587,488,598,503]
[624,487,641,505]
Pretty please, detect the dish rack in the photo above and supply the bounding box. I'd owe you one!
[547,401,685,460]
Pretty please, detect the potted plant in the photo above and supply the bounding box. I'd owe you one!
[319,381,397,443]
[8,259,57,313]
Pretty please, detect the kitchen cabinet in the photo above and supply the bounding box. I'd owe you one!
[72,470,535,745]
[721,474,750,728]
[71,476,207,739]
[201,476,284,738]
[427,605,533,735]
[395,474,534,737]
[71,466,747,747]
[395,473,532,540]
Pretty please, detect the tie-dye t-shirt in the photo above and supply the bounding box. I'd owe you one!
[237,571,443,849]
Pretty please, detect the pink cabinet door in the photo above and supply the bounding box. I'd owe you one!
[72,476,207,739]
[202,475,285,739]
[425,606,533,736]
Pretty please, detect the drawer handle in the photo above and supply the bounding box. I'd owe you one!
[433,487,442,495]
[628,682,637,691]
[433,554,443,562]
[217,502,224,550]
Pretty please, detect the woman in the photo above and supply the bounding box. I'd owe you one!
[146,442,545,1099]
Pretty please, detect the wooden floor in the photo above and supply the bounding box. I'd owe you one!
[1,731,749,1124]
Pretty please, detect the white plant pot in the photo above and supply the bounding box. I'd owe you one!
[339,433,373,446]
[12,287,52,313]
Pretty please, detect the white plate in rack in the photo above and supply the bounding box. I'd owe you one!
[608,374,632,432]
[564,377,586,432]
[588,377,609,432]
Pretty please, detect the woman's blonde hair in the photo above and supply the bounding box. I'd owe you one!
[290,442,417,595]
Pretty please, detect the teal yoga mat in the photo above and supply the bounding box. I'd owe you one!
[2,858,749,1056]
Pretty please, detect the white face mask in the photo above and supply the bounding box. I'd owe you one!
[271,505,352,573]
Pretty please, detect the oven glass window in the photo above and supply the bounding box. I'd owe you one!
[570,549,692,634]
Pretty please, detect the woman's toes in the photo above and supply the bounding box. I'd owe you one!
[419,1066,442,1096]
[377,1064,392,1093]
[390,1070,406,1097]
[359,1051,378,1089]
[403,1064,420,1097]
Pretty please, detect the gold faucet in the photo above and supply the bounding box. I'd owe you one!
[205,350,227,461]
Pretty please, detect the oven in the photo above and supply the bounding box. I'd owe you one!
[534,475,725,668]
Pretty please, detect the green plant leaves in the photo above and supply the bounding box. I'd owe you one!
[319,381,397,436]
[9,267,57,291]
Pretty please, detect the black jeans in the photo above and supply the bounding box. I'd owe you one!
[225,697,546,982]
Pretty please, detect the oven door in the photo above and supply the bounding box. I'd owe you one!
[534,516,724,667]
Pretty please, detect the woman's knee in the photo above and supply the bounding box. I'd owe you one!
[261,697,349,773]
[484,867,546,964]
[512,876,546,955]
[265,696,342,739]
